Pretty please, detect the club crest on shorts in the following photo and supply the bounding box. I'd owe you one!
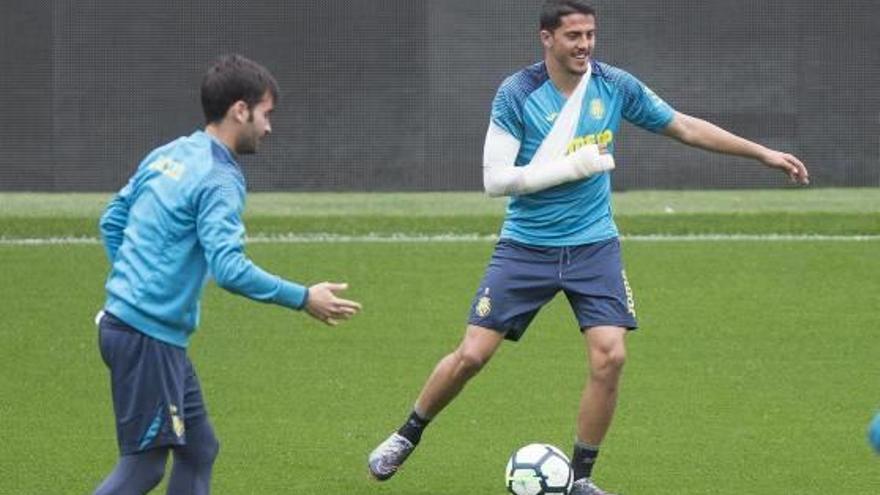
[170,404,185,438]
[476,288,492,317]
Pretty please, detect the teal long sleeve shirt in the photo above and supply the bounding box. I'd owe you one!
[100,130,308,348]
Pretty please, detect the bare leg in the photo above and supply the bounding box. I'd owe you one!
[368,325,506,481]
[570,326,627,490]
[415,325,506,418]
[577,325,626,445]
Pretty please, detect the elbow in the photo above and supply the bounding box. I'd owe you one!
[665,112,695,145]
[209,250,252,292]
[483,181,505,198]
[98,210,113,234]
[482,168,512,198]
[213,263,244,292]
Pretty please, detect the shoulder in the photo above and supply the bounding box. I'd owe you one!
[592,60,641,93]
[178,132,243,184]
[164,133,244,205]
[495,62,550,107]
[592,60,663,109]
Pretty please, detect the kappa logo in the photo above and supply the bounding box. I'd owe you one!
[545,112,559,123]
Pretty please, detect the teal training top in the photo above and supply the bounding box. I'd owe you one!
[490,60,675,246]
[100,130,308,348]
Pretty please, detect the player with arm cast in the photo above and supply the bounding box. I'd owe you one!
[93,54,362,495]
[368,2,808,494]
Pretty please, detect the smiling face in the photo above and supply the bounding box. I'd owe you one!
[541,12,596,77]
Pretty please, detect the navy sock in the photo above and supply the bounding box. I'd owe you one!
[397,409,431,445]
[571,440,600,481]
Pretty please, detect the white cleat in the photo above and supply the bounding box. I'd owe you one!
[570,477,619,495]
[368,432,415,481]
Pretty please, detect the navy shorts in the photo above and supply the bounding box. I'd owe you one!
[98,312,208,455]
[467,237,637,341]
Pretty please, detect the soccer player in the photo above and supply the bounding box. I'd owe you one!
[93,54,362,495]
[368,1,809,494]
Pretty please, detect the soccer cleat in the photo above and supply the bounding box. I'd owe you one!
[368,432,415,481]
[570,477,618,495]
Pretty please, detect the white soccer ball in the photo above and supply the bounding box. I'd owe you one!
[505,443,573,495]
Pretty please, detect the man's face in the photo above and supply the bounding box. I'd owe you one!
[234,92,274,155]
[542,13,596,76]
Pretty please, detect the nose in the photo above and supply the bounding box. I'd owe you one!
[264,123,272,135]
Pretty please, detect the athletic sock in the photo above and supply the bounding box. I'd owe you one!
[397,409,431,445]
[571,440,600,480]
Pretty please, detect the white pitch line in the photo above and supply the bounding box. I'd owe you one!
[2,233,880,246]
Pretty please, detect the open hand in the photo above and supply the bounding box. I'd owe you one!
[305,282,362,326]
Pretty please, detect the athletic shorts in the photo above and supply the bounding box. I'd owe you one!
[97,311,208,455]
[467,237,637,341]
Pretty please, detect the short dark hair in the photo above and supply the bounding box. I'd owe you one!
[540,0,597,32]
[200,54,279,124]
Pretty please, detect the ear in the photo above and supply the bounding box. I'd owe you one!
[540,29,554,49]
[229,100,250,124]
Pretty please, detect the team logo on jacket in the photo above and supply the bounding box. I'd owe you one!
[475,288,492,317]
[589,98,605,120]
[147,156,186,181]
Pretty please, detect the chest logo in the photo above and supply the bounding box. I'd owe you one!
[589,98,605,120]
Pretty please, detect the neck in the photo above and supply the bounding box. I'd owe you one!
[205,124,237,155]
[545,56,585,97]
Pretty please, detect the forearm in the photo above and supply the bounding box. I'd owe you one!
[211,251,308,310]
[484,150,613,197]
[668,113,770,161]
[482,122,613,197]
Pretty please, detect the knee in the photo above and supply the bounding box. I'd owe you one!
[174,422,220,468]
[453,347,489,377]
[591,345,626,379]
[199,432,220,465]
[190,425,220,466]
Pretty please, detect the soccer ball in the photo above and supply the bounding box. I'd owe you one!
[505,443,573,495]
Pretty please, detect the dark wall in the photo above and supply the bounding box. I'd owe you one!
[1,0,877,191]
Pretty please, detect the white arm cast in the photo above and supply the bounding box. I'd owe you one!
[482,122,615,197]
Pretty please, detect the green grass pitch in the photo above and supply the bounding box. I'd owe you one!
[0,190,878,494]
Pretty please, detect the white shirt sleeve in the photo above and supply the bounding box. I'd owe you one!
[482,122,615,197]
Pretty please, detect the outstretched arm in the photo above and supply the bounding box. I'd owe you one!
[663,111,809,185]
[195,175,361,325]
